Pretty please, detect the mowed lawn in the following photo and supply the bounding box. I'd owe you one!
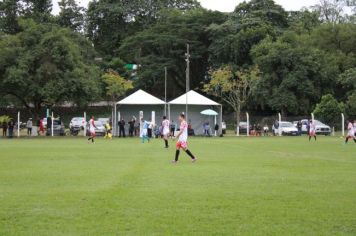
[0,136,355,235]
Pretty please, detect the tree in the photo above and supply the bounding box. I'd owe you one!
[101,70,133,104]
[250,33,336,115]
[86,0,201,57]
[313,94,345,127]
[204,66,259,135]
[0,19,101,121]
[119,9,226,98]
[312,0,348,24]
[208,0,288,67]
[23,0,53,23]
[345,92,356,117]
[337,68,356,100]
[0,0,22,34]
[57,0,84,31]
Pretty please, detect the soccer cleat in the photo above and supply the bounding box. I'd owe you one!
[192,158,197,163]
[171,160,177,164]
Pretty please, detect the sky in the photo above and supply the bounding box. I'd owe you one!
[52,0,320,15]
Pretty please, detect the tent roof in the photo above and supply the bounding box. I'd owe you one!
[169,90,220,106]
[117,89,165,105]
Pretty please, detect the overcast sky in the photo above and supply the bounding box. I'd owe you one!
[52,0,320,15]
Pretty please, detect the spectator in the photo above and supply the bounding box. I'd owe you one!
[26,118,33,136]
[297,120,302,135]
[2,121,8,137]
[148,120,153,138]
[214,123,219,136]
[263,124,269,136]
[118,118,126,137]
[8,119,14,138]
[47,116,52,131]
[170,120,176,138]
[203,121,210,137]
[128,117,136,137]
[39,118,45,135]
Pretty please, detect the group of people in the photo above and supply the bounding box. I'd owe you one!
[1,119,15,138]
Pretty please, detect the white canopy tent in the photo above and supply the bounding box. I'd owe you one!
[115,90,165,136]
[168,90,222,135]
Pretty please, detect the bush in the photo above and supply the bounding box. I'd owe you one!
[346,93,356,118]
[0,115,11,124]
[313,94,345,127]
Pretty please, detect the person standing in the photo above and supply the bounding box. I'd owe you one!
[203,121,210,137]
[2,121,8,137]
[140,118,150,143]
[308,120,317,141]
[39,118,45,135]
[119,118,126,138]
[148,120,153,138]
[172,113,197,164]
[297,120,302,136]
[26,118,33,136]
[87,116,97,143]
[161,116,170,148]
[8,119,14,138]
[345,120,356,144]
[170,120,176,138]
[128,117,135,137]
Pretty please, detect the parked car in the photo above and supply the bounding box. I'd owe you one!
[46,119,65,136]
[69,117,86,129]
[273,121,299,136]
[235,122,252,134]
[86,121,106,136]
[98,118,110,125]
[293,119,331,135]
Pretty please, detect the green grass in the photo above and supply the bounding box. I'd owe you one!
[0,136,355,235]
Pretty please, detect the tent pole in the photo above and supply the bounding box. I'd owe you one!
[168,104,171,122]
[114,104,117,137]
[219,105,223,136]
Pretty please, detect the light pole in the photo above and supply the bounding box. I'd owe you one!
[164,67,167,116]
[185,44,190,121]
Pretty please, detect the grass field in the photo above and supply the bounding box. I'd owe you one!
[0,136,355,235]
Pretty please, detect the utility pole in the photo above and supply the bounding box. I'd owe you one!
[185,44,190,122]
[164,67,167,116]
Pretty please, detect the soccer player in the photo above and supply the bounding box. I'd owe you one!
[172,113,197,164]
[162,116,170,148]
[140,118,150,143]
[308,120,316,141]
[88,116,97,143]
[345,120,356,144]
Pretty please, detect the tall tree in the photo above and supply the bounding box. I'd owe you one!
[23,0,53,23]
[208,0,288,67]
[204,66,259,135]
[0,0,22,34]
[119,9,226,98]
[250,33,336,115]
[86,0,201,57]
[0,19,101,121]
[57,0,85,31]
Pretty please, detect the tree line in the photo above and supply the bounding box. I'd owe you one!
[0,0,355,123]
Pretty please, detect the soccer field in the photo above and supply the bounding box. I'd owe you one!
[0,136,355,235]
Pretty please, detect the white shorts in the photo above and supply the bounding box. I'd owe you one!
[141,129,148,136]
[163,128,170,136]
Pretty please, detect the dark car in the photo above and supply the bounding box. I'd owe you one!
[46,119,65,136]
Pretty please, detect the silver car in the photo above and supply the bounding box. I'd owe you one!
[295,119,331,135]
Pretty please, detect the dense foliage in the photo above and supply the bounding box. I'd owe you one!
[0,0,355,119]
